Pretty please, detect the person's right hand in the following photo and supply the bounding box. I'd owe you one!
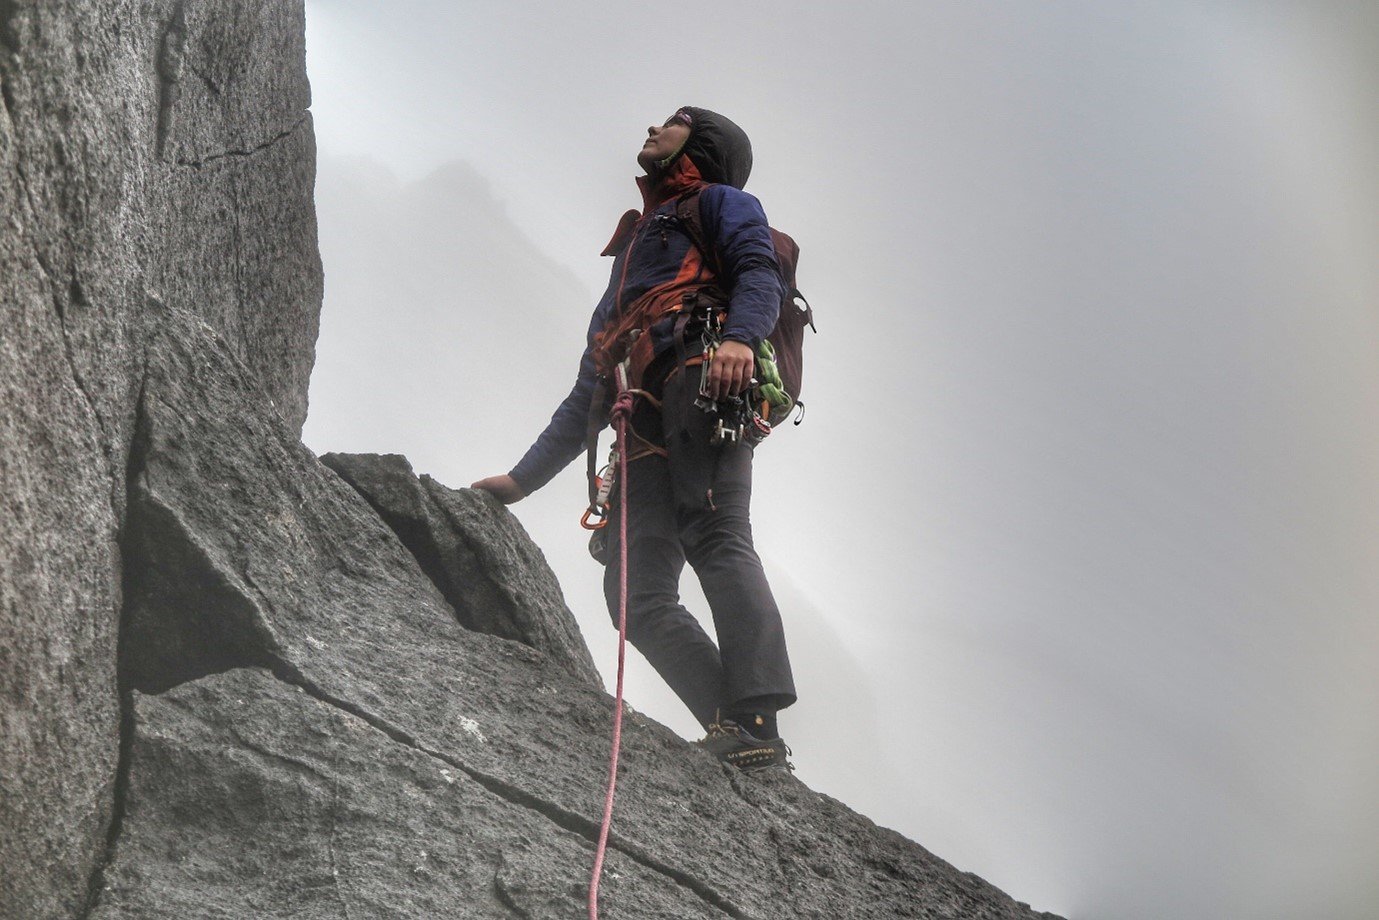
[471,474,526,505]
[706,339,756,400]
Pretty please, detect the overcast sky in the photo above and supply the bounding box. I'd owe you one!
[299,3,1379,918]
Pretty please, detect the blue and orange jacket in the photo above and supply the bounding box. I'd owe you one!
[509,158,783,494]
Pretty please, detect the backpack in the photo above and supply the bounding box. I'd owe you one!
[674,189,816,423]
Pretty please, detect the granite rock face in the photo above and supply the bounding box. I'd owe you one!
[97,301,1059,918]
[320,451,602,688]
[92,668,724,920]
[0,2,320,917]
[2,2,1063,918]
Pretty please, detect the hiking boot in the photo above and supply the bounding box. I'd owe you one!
[695,720,793,772]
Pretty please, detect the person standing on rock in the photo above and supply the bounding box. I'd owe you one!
[473,106,795,771]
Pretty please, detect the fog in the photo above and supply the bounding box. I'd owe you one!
[301,3,1379,917]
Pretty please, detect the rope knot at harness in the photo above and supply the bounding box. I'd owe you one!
[609,389,637,425]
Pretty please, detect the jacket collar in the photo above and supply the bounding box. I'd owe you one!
[602,158,711,257]
[635,156,708,213]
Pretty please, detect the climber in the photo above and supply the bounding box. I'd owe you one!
[473,107,795,771]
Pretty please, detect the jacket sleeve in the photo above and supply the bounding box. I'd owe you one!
[508,305,607,495]
[700,185,783,348]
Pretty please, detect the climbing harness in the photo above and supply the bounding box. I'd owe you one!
[587,363,634,920]
[580,326,788,537]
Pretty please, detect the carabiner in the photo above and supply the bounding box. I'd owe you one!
[581,506,609,531]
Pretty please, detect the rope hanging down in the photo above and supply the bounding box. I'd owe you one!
[587,383,636,920]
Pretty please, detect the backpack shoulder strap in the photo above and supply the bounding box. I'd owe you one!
[679,187,802,297]
[674,187,717,273]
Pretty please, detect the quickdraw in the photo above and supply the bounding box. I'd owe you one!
[580,452,617,531]
[581,378,662,535]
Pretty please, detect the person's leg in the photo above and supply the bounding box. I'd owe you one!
[677,440,796,730]
[604,452,726,729]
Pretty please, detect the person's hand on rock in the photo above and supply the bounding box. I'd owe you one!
[471,474,526,504]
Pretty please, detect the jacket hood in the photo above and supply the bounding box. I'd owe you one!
[668,106,754,190]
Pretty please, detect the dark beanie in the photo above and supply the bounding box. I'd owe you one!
[674,106,753,190]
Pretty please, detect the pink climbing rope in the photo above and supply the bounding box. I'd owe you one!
[588,388,637,920]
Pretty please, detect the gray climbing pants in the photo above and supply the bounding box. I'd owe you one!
[602,359,796,729]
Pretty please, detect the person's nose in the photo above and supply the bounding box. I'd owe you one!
[647,125,660,137]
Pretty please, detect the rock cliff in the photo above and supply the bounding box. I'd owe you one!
[2,1,317,916]
[0,2,1062,918]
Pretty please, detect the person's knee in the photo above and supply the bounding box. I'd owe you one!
[605,580,682,632]
[682,521,758,570]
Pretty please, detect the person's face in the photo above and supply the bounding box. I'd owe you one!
[637,118,691,172]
